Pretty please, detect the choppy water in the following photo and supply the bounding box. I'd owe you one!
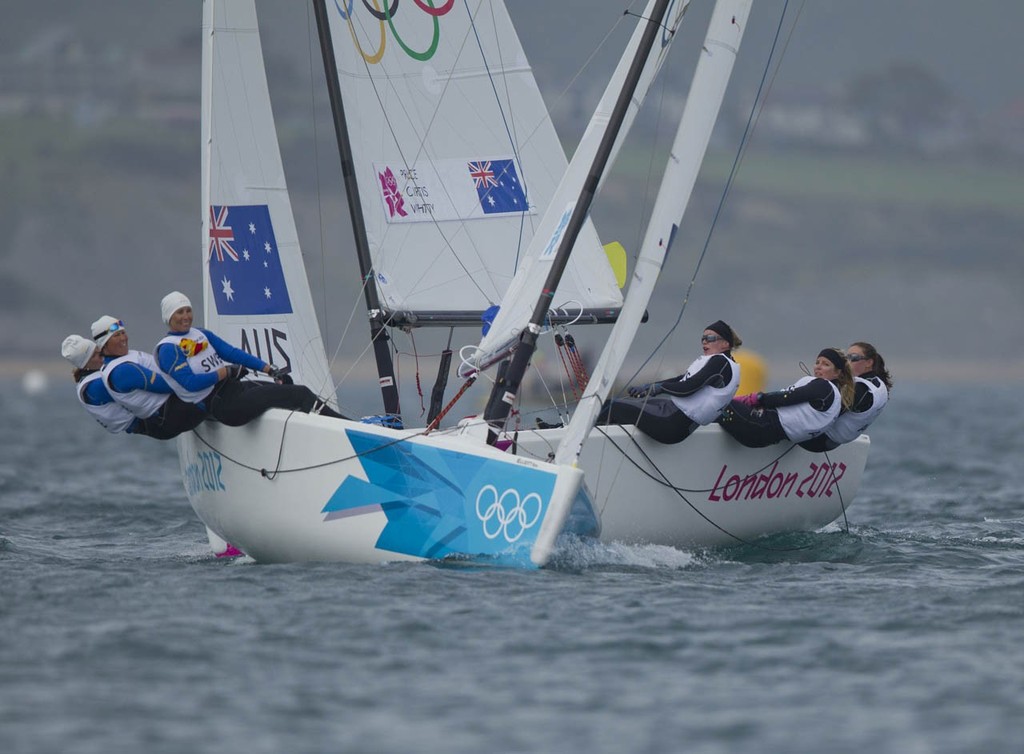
[2,377,1022,753]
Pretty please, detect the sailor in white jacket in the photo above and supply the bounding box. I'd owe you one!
[596,320,742,444]
[718,348,854,448]
[800,342,891,452]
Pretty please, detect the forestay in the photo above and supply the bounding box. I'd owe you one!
[463,0,694,375]
[323,1,621,320]
[201,0,333,396]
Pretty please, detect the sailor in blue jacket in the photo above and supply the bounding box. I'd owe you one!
[156,291,345,426]
[63,333,149,436]
[90,315,207,440]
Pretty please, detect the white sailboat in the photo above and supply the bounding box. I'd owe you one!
[180,0,869,565]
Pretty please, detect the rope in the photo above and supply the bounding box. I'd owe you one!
[593,426,816,552]
[425,376,477,433]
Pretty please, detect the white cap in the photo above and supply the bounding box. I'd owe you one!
[161,291,192,325]
[61,334,97,369]
[90,315,123,349]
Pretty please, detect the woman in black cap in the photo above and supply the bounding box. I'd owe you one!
[717,347,854,448]
[595,320,742,444]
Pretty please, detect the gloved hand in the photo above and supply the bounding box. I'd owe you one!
[627,383,663,398]
[734,392,761,407]
[226,365,248,381]
[266,365,293,384]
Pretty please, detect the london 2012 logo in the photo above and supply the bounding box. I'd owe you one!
[334,1,455,63]
[475,485,543,543]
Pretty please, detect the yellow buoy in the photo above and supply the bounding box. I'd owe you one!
[735,350,767,394]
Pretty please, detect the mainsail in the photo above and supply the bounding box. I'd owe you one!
[321,1,622,325]
[201,0,333,397]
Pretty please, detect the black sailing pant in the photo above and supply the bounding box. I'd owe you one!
[595,396,699,444]
[715,400,788,448]
[206,380,347,427]
[798,435,841,453]
[136,394,207,440]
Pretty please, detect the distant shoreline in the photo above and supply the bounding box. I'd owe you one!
[6,357,1024,385]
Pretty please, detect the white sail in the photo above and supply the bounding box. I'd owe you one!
[201,0,333,396]
[556,0,753,465]
[462,0,693,375]
[324,1,621,319]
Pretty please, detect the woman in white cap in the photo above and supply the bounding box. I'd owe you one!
[595,320,742,444]
[90,315,206,440]
[62,334,147,435]
[799,341,892,452]
[155,291,346,425]
[717,347,855,448]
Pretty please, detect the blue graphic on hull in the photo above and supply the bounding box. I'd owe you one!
[322,430,560,562]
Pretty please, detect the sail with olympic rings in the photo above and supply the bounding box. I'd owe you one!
[324,0,622,322]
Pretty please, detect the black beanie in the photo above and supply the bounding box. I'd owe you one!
[706,320,733,346]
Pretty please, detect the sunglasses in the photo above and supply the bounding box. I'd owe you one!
[846,353,867,362]
[95,320,126,340]
[701,334,723,343]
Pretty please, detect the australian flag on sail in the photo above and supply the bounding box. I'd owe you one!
[208,204,292,316]
[468,159,527,215]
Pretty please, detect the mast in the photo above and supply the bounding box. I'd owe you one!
[482,0,672,434]
[312,0,401,421]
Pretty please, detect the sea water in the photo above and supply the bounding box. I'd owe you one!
[1,378,1022,754]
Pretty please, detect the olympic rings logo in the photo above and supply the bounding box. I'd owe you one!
[475,485,543,543]
[334,0,456,64]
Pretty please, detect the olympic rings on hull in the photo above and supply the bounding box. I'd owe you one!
[475,484,544,544]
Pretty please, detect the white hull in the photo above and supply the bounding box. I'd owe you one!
[181,413,867,563]
[519,424,868,548]
[178,412,597,566]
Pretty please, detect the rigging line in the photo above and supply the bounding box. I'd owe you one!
[191,419,436,477]
[258,408,300,481]
[510,7,632,161]
[736,0,807,167]
[621,0,797,387]
[323,274,384,410]
[467,0,533,276]
[346,8,494,302]
[593,424,800,494]
[622,0,677,35]
[632,46,671,264]
[596,425,814,552]
[306,3,331,350]
[821,446,851,533]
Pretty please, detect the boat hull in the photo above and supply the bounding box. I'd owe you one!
[177,411,597,565]
[517,424,869,548]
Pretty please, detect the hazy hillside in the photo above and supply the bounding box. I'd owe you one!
[2,0,1023,383]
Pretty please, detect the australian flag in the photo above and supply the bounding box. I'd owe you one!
[208,204,293,316]
[468,159,527,215]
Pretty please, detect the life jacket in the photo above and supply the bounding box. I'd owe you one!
[101,349,170,420]
[775,375,841,442]
[826,374,888,444]
[156,327,227,403]
[76,371,138,433]
[668,353,741,425]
